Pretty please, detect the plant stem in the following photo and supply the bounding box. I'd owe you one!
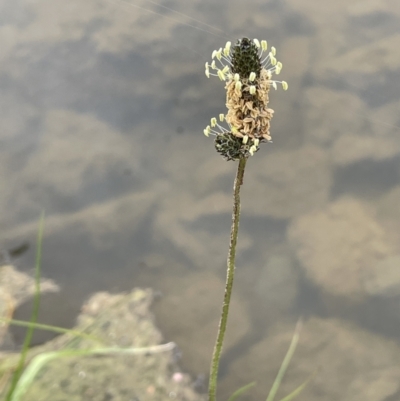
[208,156,247,401]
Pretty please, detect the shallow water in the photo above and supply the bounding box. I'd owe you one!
[1,0,400,400]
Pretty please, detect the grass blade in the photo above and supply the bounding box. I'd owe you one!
[266,319,302,401]
[10,342,176,401]
[228,381,256,401]
[0,318,104,345]
[6,212,45,401]
[277,370,317,401]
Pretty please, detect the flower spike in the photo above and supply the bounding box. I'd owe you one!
[203,37,288,160]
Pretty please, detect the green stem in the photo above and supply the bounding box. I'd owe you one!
[208,157,247,401]
[6,212,44,401]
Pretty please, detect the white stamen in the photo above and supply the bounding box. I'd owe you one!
[219,113,225,121]
[223,41,231,56]
[222,65,230,74]
[210,117,217,127]
[282,81,288,90]
[261,40,268,51]
[271,46,276,56]
[249,85,256,95]
[249,72,256,82]
[253,38,260,48]
[217,70,226,81]
[234,73,240,82]
[242,135,249,144]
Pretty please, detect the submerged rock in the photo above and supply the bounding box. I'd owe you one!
[287,197,393,302]
[0,264,59,350]
[1,288,204,401]
[362,255,400,297]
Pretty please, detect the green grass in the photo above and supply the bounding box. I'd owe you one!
[5,212,45,401]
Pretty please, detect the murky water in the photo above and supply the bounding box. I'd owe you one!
[1,0,400,400]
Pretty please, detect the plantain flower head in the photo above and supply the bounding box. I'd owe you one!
[204,38,288,160]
